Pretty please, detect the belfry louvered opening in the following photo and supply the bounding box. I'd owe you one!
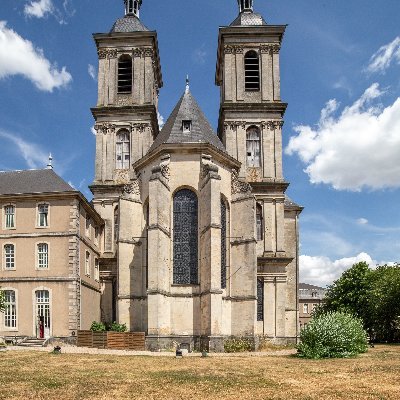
[244,50,260,91]
[118,55,133,93]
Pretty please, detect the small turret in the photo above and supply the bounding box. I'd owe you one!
[124,0,142,17]
[238,0,254,13]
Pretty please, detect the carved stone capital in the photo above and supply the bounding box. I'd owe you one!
[231,169,252,195]
[98,48,117,59]
[272,44,281,54]
[260,45,272,54]
[131,123,149,133]
[133,48,143,58]
[144,48,154,57]
[123,181,140,196]
[95,123,116,135]
[224,45,234,54]
[234,45,244,54]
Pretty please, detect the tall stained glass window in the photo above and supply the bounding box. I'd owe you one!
[221,199,227,289]
[173,189,198,284]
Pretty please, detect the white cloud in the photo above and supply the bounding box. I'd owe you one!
[88,64,96,81]
[158,112,164,128]
[286,83,400,191]
[24,0,54,19]
[0,21,72,91]
[192,45,207,64]
[90,126,96,136]
[0,129,48,169]
[366,37,400,74]
[300,252,375,287]
[357,218,369,225]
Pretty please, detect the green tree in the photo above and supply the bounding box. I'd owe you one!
[369,264,400,342]
[317,262,374,332]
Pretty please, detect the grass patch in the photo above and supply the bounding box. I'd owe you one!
[0,345,399,399]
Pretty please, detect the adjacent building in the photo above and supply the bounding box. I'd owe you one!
[0,168,103,339]
[299,283,327,329]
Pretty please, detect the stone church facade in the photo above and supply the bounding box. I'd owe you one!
[91,0,302,351]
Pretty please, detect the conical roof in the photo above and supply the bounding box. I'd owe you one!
[149,89,226,153]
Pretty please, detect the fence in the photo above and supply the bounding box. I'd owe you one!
[77,331,145,351]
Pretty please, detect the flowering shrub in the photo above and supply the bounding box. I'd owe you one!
[297,312,368,359]
[224,337,253,353]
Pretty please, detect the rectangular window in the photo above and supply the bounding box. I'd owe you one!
[4,244,15,269]
[4,205,15,229]
[4,290,17,328]
[38,204,49,227]
[303,303,309,314]
[37,243,49,269]
[94,227,99,245]
[94,258,99,281]
[85,251,91,276]
[85,214,91,237]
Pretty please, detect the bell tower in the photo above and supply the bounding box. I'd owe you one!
[91,0,163,187]
[216,1,302,341]
[90,0,163,256]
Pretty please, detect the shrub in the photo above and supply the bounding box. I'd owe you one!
[224,337,253,353]
[90,321,106,332]
[107,322,127,332]
[297,312,368,359]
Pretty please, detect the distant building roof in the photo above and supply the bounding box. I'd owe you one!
[299,283,327,291]
[285,195,302,209]
[149,88,226,153]
[0,169,75,196]
[110,15,149,33]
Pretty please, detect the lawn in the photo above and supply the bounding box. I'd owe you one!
[0,345,399,399]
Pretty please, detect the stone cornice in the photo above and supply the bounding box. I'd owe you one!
[132,143,241,173]
[250,181,289,193]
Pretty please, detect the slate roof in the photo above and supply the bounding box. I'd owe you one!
[110,15,149,33]
[299,283,327,291]
[0,169,76,196]
[149,89,226,153]
[284,195,302,209]
[230,11,267,26]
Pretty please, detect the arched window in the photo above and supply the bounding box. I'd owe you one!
[118,55,133,93]
[256,203,263,241]
[36,290,50,338]
[246,126,261,167]
[173,189,198,284]
[257,279,264,321]
[116,130,130,169]
[4,290,17,328]
[221,199,227,289]
[244,50,260,91]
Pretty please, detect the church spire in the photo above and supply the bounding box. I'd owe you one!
[124,0,142,17]
[238,0,254,13]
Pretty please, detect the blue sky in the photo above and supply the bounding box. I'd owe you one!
[1,0,400,286]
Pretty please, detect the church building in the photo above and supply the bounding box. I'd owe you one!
[91,0,303,351]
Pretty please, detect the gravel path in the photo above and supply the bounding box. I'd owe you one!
[5,346,296,357]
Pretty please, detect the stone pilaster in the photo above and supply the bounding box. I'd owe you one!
[147,160,171,336]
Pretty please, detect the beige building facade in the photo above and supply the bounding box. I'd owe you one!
[0,169,104,340]
[299,283,327,329]
[92,0,303,351]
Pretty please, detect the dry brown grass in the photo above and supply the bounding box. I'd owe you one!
[0,345,399,399]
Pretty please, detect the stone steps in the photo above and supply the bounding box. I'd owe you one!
[18,338,46,347]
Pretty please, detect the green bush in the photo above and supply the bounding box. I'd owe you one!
[224,337,253,353]
[107,322,127,332]
[90,321,106,332]
[297,312,368,359]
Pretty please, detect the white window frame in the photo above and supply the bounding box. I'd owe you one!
[303,303,309,314]
[32,287,52,338]
[2,288,18,331]
[3,243,16,270]
[3,204,16,229]
[246,126,261,167]
[36,242,49,270]
[94,258,99,282]
[85,251,91,277]
[115,130,130,170]
[36,203,50,228]
[85,213,91,238]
